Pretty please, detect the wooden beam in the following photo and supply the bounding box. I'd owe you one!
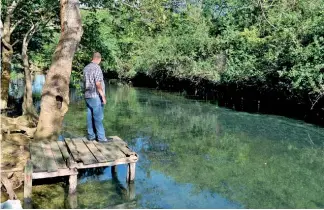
[126,163,136,184]
[82,138,108,163]
[65,138,82,162]
[50,141,68,169]
[30,142,47,172]
[24,160,33,208]
[76,156,138,169]
[32,168,78,179]
[41,141,58,172]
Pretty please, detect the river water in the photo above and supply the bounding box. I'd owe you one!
[8,78,324,208]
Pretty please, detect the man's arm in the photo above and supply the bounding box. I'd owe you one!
[96,82,106,104]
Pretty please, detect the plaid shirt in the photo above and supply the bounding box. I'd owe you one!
[83,62,105,98]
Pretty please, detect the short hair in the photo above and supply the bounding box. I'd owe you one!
[92,52,101,60]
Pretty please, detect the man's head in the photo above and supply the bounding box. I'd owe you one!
[92,52,102,64]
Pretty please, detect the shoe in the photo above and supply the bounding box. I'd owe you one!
[98,137,113,143]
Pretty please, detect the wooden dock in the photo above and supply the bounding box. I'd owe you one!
[23,136,138,205]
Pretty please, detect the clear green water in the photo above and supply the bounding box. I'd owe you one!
[32,85,324,208]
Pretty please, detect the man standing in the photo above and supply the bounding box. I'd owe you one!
[83,52,108,142]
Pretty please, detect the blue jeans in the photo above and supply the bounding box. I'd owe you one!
[85,97,106,141]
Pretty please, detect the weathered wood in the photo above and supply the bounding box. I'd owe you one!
[67,192,78,209]
[57,141,71,161]
[111,165,117,177]
[69,174,78,194]
[1,176,17,200]
[82,138,107,163]
[41,141,58,172]
[101,143,126,160]
[92,141,116,161]
[66,156,79,169]
[71,138,98,165]
[30,142,47,172]
[126,163,136,183]
[32,168,78,179]
[109,136,127,146]
[115,144,137,157]
[65,138,82,162]
[128,183,135,200]
[76,156,138,169]
[24,160,33,206]
[50,141,67,169]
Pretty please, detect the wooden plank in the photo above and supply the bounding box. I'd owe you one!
[93,141,118,161]
[102,143,126,160]
[57,140,79,169]
[75,156,138,169]
[65,138,82,162]
[81,138,108,163]
[57,141,71,161]
[41,142,58,172]
[32,168,78,179]
[24,160,33,207]
[50,141,67,169]
[72,138,98,165]
[115,144,137,157]
[109,136,127,146]
[30,142,47,172]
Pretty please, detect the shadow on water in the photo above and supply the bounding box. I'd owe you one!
[6,78,324,208]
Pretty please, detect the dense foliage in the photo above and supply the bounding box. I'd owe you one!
[5,0,324,117]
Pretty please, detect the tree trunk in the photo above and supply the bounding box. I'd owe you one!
[34,0,83,141]
[1,42,12,109]
[0,1,20,109]
[22,25,38,120]
[1,19,13,110]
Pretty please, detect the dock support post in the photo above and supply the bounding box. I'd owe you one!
[126,163,136,183]
[69,174,77,194]
[24,160,33,209]
[127,183,135,200]
[67,192,78,209]
[111,165,117,177]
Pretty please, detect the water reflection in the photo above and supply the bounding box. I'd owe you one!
[62,85,324,208]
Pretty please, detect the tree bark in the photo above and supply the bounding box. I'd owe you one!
[34,0,83,141]
[1,1,20,109]
[22,24,38,120]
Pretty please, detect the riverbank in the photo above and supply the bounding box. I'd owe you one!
[129,73,324,126]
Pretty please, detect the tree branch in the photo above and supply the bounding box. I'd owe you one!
[1,39,13,51]
[10,19,23,35]
[11,39,19,46]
